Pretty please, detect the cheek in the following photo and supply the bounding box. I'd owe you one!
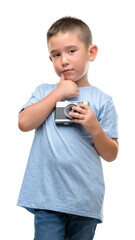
[74,54,87,68]
[52,61,60,75]
[76,60,88,73]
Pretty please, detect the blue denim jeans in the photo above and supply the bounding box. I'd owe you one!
[34,210,98,240]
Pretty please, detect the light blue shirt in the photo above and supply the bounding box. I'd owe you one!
[17,83,118,223]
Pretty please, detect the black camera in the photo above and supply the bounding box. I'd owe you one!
[55,100,89,125]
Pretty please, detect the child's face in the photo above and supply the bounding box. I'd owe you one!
[48,31,95,86]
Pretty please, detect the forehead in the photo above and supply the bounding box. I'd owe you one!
[48,31,84,52]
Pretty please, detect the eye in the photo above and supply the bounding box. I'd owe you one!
[69,49,76,54]
[52,53,60,58]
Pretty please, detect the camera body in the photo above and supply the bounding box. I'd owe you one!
[55,100,89,125]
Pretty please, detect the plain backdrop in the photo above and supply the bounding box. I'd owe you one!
[0,0,135,239]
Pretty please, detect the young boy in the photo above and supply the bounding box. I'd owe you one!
[18,17,118,240]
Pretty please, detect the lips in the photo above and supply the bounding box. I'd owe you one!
[62,69,73,73]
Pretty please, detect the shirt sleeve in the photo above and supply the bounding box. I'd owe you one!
[20,84,46,112]
[98,98,118,138]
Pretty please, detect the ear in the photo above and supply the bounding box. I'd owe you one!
[49,55,53,62]
[88,45,98,62]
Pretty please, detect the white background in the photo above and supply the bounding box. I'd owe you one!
[0,0,135,239]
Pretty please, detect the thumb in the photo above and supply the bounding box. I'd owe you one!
[60,72,66,81]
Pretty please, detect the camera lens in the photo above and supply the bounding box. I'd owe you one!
[64,104,77,119]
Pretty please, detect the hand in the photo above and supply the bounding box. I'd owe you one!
[56,73,79,100]
[69,104,99,135]
[69,104,119,162]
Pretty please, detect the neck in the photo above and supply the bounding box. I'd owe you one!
[75,74,90,87]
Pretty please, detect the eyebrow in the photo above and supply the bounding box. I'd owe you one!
[50,45,78,55]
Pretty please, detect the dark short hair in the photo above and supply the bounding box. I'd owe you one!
[47,16,92,48]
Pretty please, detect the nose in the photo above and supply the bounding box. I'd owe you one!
[61,53,69,66]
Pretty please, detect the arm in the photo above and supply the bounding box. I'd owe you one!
[18,74,79,132]
[69,104,119,162]
[90,126,118,162]
[18,89,62,132]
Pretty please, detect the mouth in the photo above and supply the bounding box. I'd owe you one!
[62,69,74,74]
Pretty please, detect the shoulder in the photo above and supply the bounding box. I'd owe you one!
[89,86,113,110]
[90,86,112,102]
[85,86,115,119]
[36,82,58,92]
[35,83,58,97]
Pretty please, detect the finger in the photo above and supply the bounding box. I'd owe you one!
[72,106,86,115]
[78,104,90,110]
[69,111,84,120]
[60,73,66,81]
[71,118,82,124]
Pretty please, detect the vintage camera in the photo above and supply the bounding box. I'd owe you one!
[55,100,89,125]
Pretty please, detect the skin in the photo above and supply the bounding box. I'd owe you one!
[19,30,119,162]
